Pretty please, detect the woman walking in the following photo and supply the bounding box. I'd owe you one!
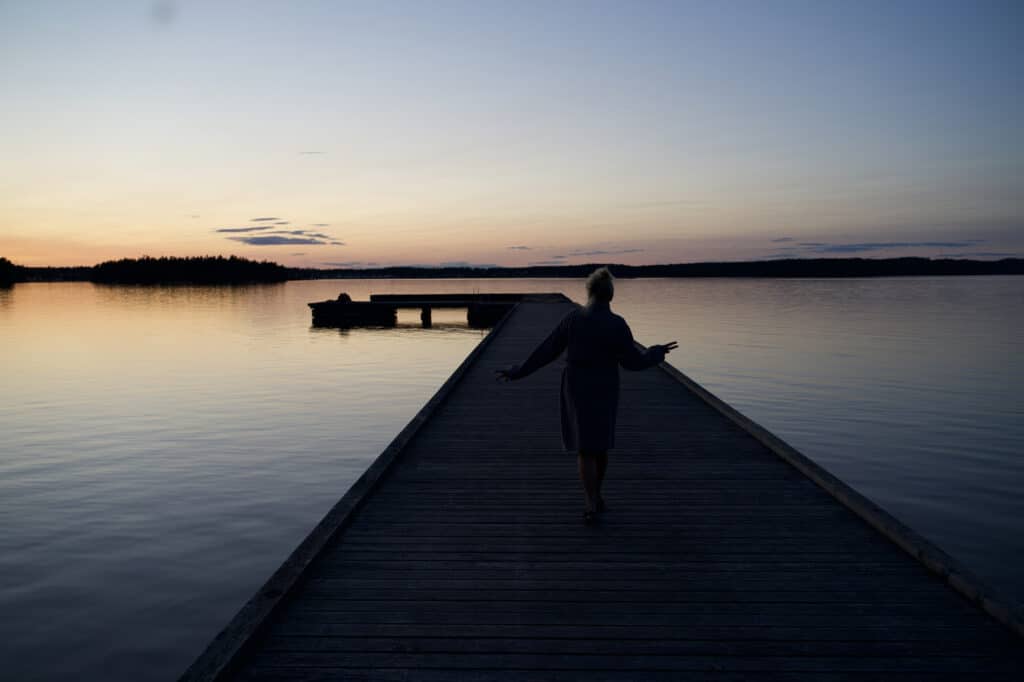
[497,268,677,524]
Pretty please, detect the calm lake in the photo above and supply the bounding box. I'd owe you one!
[1,276,1022,681]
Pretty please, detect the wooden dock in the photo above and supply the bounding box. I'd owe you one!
[309,293,520,328]
[183,295,1023,680]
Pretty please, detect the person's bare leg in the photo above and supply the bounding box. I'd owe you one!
[595,451,608,511]
[577,451,599,517]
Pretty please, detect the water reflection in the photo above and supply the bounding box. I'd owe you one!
[0,280,490,681]
[309,322,486,339]
[0,276,1021,682]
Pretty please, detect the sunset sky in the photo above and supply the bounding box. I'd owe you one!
[1,1,1021,268]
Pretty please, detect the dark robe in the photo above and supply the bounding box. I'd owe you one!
[508,301,664,452]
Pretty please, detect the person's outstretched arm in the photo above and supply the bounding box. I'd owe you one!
[617,320,676,370]
[497,311,572,381]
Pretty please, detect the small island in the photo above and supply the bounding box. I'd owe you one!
[0,257,18,286]
[90,256,289,284]
[3,255,289,285]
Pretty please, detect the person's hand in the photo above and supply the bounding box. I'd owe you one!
[652,341,678,357]
[495,366,518,382]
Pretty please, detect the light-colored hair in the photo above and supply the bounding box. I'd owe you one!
[586,267,614,302]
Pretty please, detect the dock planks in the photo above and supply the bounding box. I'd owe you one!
[183,297,1023,680]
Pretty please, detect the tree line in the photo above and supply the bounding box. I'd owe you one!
[91,255,289,284]
[2,255,288,284]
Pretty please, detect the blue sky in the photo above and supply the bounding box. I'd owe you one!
[1,0,1021,266]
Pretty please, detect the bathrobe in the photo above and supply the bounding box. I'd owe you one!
[508,301,665,452]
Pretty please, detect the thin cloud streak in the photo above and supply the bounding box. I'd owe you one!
[215,226,274,233]
[440,261,499,268]
[229,236,330,246]
[935,251,1019,258]
[806,240,983,254]
[566,248,645,257]
[761,238,999,259]
[216,218,344,246]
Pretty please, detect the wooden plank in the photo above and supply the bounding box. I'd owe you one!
[338,525,882,537]
[269,609,1004,630]
[235,668,1023,682]
[309,551,907,564]
[279,600,982,620]
[313,558,921,571]
[266,622,1019,645]
[242,651,1022,674]
[332,540,885,553]
[260,634,1019,657]
[294,587,947,605]
[311,563,927,577]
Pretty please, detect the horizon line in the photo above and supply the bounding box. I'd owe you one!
[5,254,1023,271]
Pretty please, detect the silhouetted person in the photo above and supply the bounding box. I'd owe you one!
[497,267,677,524]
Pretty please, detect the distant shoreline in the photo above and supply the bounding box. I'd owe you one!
[289,257,1024,280]
[2,255,1022,285]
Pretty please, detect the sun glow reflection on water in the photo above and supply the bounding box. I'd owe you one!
[0,276,1022,680]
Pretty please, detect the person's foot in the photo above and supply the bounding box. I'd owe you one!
[582,509,597,525]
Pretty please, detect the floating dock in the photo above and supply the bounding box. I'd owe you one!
[309,293,522,328]
[184,294,1023,680]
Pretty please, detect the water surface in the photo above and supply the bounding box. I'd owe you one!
[1,277,1021,680]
